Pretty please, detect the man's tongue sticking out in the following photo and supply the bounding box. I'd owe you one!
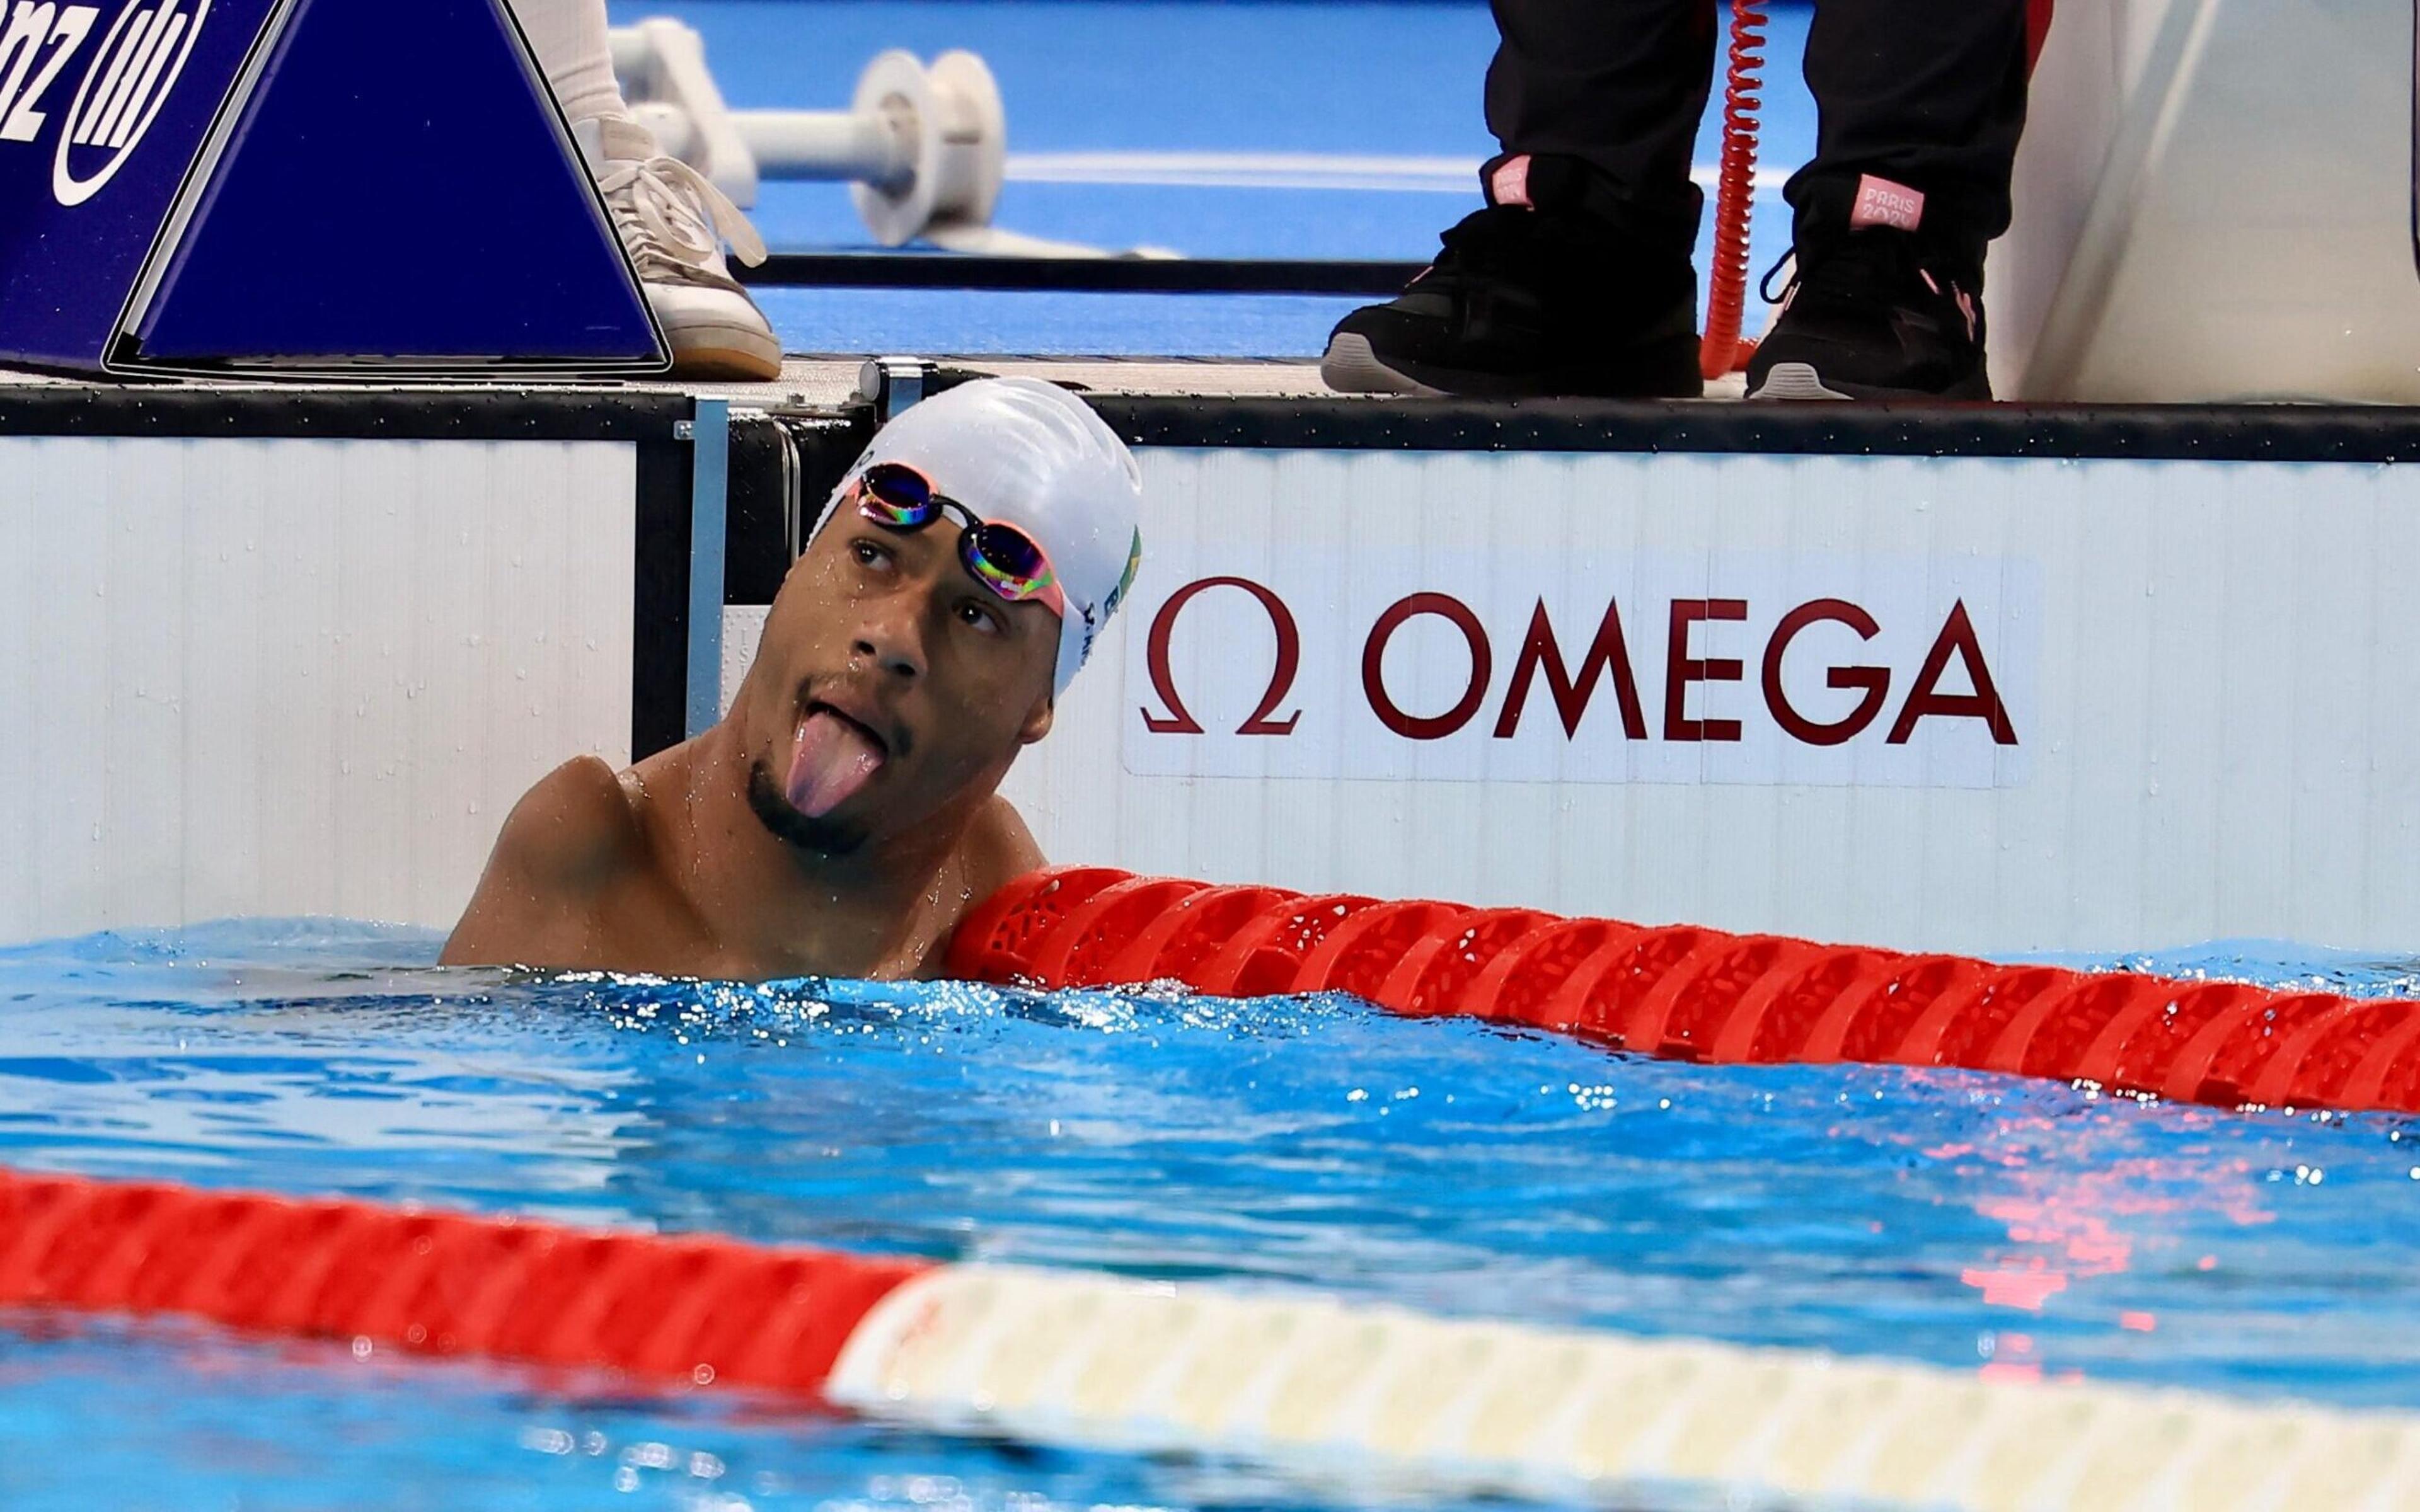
[786,709,886,818]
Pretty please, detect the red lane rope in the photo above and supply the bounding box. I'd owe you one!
[948,868,2420,1117]
[0,1169,925,1391]
[1700,0,1766,380]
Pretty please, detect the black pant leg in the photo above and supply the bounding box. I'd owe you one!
[1787,0,2031,273]
[1484,0,1717,257]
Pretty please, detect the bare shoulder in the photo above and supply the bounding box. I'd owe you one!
[959,794,1047,905]
[919,796,1047,978]
[439,755,647,965]
[490,755,648,886]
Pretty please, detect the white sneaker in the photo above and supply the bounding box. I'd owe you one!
[577,115,781,381]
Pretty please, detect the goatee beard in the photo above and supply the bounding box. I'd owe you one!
[746,760,870,857]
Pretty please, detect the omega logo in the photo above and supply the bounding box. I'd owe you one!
[1139,576,1304,736]
[1139,576,2018,749]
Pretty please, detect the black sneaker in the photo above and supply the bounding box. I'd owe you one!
[1746,196,1991,400]
[1321,154,1703,399]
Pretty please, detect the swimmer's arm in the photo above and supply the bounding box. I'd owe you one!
[439,757,640,968]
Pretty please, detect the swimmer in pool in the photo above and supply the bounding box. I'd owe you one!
[441,377,1143,979]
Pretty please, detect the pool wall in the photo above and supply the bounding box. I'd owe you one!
[9,376,2420,956]
[0,390,699,944]
[996,435,2420,957]
[756,389,2420,958]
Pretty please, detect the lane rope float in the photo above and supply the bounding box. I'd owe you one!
[945,868,2420,1118]
[3,1166,2417,1511]
[0,1166,922,1392]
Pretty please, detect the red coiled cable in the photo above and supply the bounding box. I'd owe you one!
[1697,0,2053,381]
[1699,0,1766,380]
[948,868,2420,1118]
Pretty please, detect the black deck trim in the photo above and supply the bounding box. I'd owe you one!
[720,410,881,611]
[724,416,800,607]
[18,381,2418,467]
[738,255,1422,297]
[0,384,694,440]
[1083,394,2420,462]
[631,432,694,762]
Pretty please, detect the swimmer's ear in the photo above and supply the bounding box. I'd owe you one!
[1018,695,1054,745]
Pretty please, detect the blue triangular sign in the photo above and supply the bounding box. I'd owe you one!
[117,0,665,373]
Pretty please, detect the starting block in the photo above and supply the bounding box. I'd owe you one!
[0,0,664,376]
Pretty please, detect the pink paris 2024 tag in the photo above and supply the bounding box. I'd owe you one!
[1850,175,1925,231]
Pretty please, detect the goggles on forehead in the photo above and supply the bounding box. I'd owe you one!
[853,462,1066,619]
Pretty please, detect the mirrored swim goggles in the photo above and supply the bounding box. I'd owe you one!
[851,461,1066,619]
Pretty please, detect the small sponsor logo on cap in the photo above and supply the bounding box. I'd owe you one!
[1075,602,1100,670]
[1103,529,1142,622]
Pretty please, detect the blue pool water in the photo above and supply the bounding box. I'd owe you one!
[1,924,2417,1509]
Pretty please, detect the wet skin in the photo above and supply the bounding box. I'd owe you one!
[441,492,1056,980]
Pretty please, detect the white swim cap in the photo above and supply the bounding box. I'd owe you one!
[815,377,1144,697]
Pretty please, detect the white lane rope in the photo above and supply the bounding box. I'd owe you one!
[827,1264,2420,1512]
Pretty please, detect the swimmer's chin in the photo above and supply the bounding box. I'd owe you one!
[746,760,872,856]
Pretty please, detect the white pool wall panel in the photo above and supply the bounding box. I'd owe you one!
[0,437,637,945]
[1994,0,2420,401]
[982,446,2420,958]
